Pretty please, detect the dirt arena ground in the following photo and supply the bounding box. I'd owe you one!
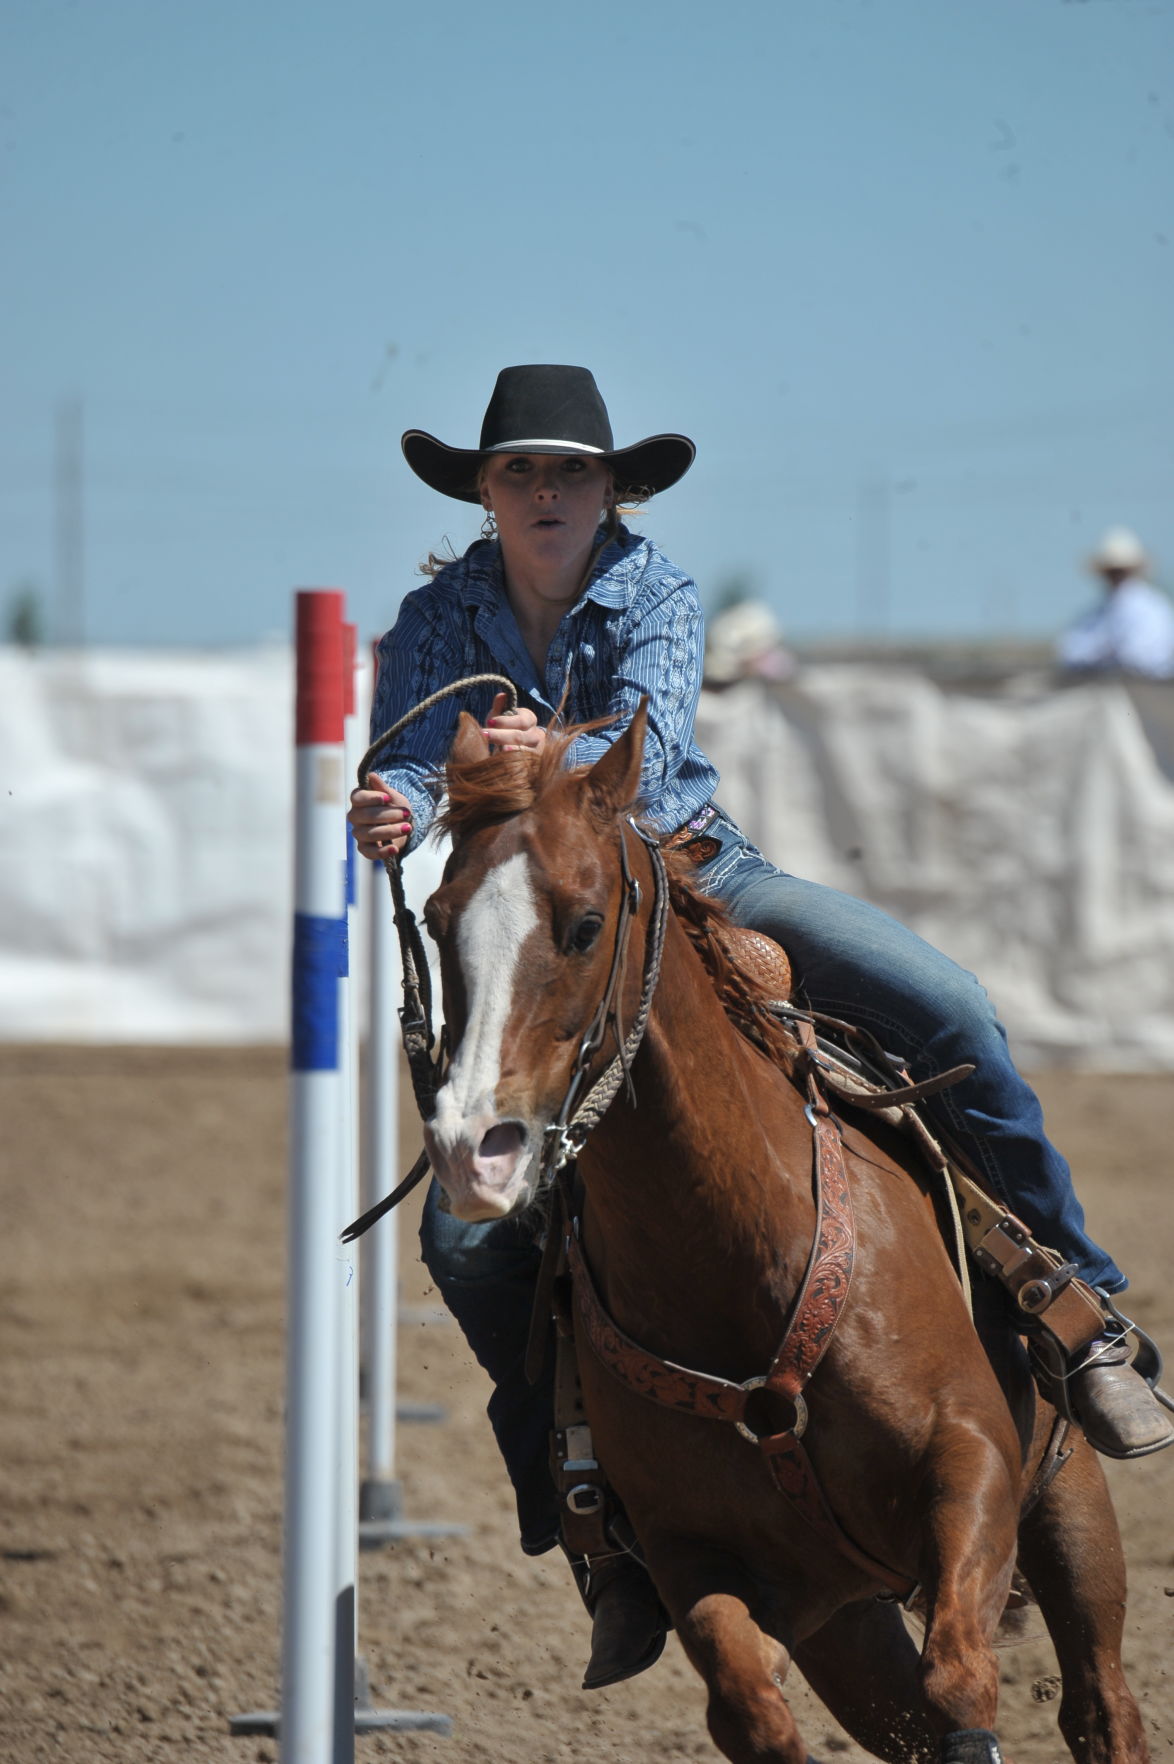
[1,1045,1172,1763]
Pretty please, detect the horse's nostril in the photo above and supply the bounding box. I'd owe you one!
[477,1122,525,1160]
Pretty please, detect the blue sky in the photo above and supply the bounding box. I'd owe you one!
[3,0,1172,648]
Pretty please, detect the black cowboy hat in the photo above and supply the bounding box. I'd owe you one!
[401,364,696,503]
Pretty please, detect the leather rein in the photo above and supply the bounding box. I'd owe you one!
[343,675,520,1244]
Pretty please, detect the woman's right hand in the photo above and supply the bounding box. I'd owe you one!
[347,773,414,862]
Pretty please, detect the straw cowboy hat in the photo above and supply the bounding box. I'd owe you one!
[704,599,796,686]
[1089,527,1148,574]
[401,365,696,503]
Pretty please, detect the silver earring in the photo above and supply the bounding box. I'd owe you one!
[480,508,497,540]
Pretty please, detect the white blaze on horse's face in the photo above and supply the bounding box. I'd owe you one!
[424,850,541,1221]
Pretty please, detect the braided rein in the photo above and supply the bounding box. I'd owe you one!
[356,672,519,790]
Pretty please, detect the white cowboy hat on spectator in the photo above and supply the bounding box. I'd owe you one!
[704,599,796,686]
[1089,528,1148,574]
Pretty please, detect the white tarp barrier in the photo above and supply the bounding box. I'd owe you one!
[0,647,296,1042]
[696,673,1174,1069]
[2,648,1173,1066]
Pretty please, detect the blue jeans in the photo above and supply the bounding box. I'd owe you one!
[420,806,1124,1552]
[697,810,1122,1293]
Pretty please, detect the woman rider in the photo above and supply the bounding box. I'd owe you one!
[348,364,1173,1689]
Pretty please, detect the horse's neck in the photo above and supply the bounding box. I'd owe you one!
[581,916,817,1371]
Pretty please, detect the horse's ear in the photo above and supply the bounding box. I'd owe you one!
[449,711,490,767]
[584,699,648,822]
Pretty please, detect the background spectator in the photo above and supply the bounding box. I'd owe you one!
[1056,528,1174,680]
[703,598,797,688]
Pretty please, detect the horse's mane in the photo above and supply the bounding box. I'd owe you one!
[435,722,798,1069]
[434,720,593,839]
[662,860,800,1070]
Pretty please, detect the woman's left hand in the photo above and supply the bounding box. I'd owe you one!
[484,691,547,753]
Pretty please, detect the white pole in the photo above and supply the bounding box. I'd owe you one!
[331,623,361,1762]
[361,856,401,1506]
[282,589,348,1764]
[353,664,463,1549]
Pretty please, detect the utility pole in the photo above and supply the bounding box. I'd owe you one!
[54,398,85,646]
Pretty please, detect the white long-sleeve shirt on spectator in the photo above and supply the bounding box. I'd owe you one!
[1056,578,1174,679]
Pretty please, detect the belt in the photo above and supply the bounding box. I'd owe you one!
[660,803,721,866]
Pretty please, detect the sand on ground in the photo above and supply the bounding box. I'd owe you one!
[1,1047,1171,1762]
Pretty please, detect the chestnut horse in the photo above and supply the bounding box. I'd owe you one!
[419,704,1148,1764]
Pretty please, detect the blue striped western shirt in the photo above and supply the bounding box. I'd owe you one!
[368,525,719,853]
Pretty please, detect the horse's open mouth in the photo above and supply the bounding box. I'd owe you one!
[477,1121,526,1162]
[458,1119,532,1217]
[424,1116,534,1222]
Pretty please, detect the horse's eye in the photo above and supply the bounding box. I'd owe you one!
[569,914,603,955]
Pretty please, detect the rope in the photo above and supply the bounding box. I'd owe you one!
[362,672,523,1107]
[357,673,519,788]
[345,683,668,1234]
[339,673,521,1244]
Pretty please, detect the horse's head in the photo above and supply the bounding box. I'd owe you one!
[421,704,649,1222]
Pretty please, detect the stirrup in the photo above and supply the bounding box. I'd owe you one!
[1032,1290,1174,1459]
[1096,1288,1174,1408]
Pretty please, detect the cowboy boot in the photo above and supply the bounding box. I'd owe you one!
[563,1546,669,1691]
[1068,1332,1174,1459]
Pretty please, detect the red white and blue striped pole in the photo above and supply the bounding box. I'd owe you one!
[284,589,349,1764]
[231,596,451,1758]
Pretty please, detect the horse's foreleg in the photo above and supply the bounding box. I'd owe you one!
[1017,1436,1149,1764]
[660,1563,809,1764]
[793,1599,938,1763]
[915,1446,1018,1740]
[681,1594,807,1764]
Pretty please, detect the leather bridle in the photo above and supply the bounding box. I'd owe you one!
[537,820,670,1190]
